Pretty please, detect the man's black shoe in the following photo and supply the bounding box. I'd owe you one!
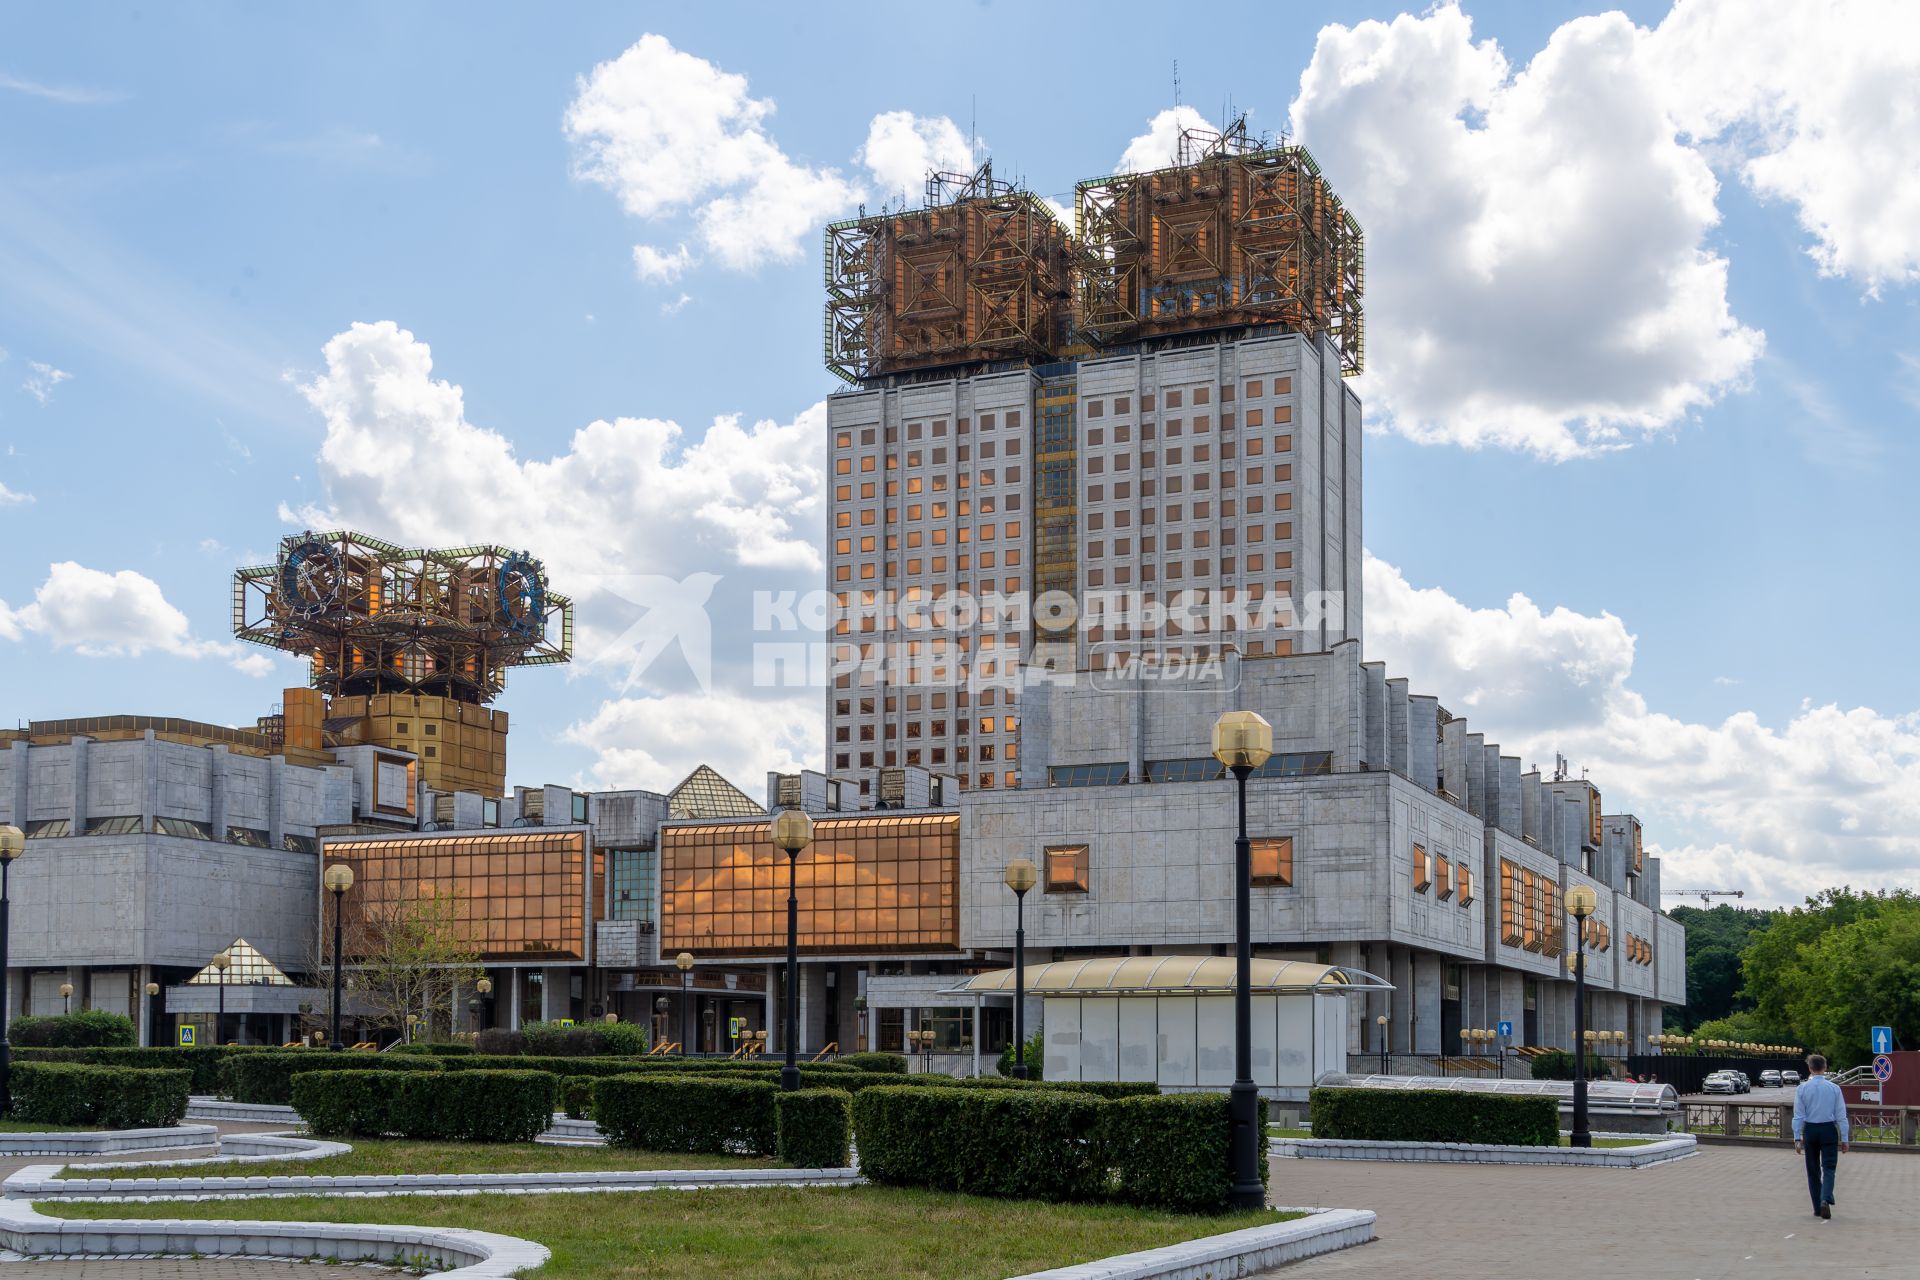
[1819,1203,1832,1219]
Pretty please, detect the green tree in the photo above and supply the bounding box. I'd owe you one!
[338,887,484,1042]
[1665,903,1774,1031]
[1774,899,1920,1068]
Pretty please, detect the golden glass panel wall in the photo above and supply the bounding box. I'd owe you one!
[325,830,589,962]
[660,814,958,955]
[1250,836,1292,887]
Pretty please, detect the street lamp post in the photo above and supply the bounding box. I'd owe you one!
[323,864,354,1051]
[770,809,814,1093]
[1376,1013,1389,1076]
[211,951,231,1046]
[475,977,493,1036]
[654,995,669,1048]
[59,982,72,1016]
[675,952,694,1055]
[1003,858,1037,1079]
[0,824,25,1113]
[1212,708,1273,1211]
[1565,885,1598,1148]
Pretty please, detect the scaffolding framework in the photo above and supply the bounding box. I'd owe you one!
[1076,119,1363,374]
[233,531,572,705]
[825,161,1074,383]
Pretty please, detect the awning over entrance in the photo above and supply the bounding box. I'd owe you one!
[946,956,1391,998]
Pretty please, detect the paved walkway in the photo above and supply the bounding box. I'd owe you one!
[1261,1142,1916,1279]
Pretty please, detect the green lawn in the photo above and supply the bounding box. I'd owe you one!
[48,1187,1293,1280]
[56,1139,778,1179]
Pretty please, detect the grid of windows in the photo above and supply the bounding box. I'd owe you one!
[608,848,656,924]
[1047,762,1130,788]
[660,814,958,954]
[1142,752,1332,783]
[1499,860,1521,944]
[327,830,589,962]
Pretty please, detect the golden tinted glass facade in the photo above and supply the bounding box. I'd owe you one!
[326,830,588,962]
[660,814,958,955]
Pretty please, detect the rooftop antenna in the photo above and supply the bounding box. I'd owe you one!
[1173,59,1181,108]
[970,95,980,169]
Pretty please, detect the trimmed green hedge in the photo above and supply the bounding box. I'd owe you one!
[389,1042,476,1057]
[595,1075,777,1156]
[10,1063,190,1128]
[1309,1086,1559,1146]
[851,1084,1259,1211]
[227,1051,444,1105]
[292,1069,553,1142]
[13,1045,276,1094]
[1528,1050,1608,1081]
[775,1088,851,1168]
[560,1077,596,1120]
[1100,1093,1267,1213]
[833,1052,907,1074]
[853,1085,1111,1202]
[8,1011,138,1048]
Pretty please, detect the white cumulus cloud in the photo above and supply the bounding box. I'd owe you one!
[564,34,859,271]
[563,690,817,794]
[1287,4,1762,459]
[631,243,695,284]
[0,561,272,675]
[1364,553,1920,906]
[1648,0,1920,293]
[0,478,30,506]
[1114,105,1217,174]
[859,110,976,203]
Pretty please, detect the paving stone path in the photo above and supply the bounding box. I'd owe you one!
[1260,1141,1917,1279]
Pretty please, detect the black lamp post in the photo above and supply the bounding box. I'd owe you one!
[771,808,814,1093]
[211,951,230,1045]
[1376,1013,1389,1076]
[145,982,160,1048]
[1566,884,1597,1148]
[1212,708,1273,1212]
[1004,857,1036,1078]
[323,864,354,1051]
[475,977,493,1035]
[675,952,695,1055]
[0,824,25,1114]
[654,995,670,1047]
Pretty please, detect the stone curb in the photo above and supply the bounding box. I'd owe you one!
[1003,1206,1376,1280]
[9,1164,865,1202]
[0,1197,547,1278]
[69,1134,351,1173]
[0,1126,219,1157]
[185,1100,610,1146]
[1271,1134,1697,1168]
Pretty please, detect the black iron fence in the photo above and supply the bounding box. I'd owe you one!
[1626,1053,1803,1095]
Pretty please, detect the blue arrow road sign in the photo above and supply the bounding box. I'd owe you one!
[1497,1020,1513,1038]
[1873,1054,1894,1083]
[1872,1025,1894,1055]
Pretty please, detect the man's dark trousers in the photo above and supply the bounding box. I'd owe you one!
[1803,1120,1840,1211]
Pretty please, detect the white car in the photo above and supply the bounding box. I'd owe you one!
[1702,1071,1739,1094]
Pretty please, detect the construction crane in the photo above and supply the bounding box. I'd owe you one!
[1662,889,1746,907]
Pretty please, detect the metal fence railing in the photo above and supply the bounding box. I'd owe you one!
[1678,1102,1920,1147]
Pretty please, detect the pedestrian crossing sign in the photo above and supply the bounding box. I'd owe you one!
[177,1025,195,1047]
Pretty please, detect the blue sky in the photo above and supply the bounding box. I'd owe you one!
[2,1,1916,905]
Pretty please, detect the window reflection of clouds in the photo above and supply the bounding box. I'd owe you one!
[328,830,588,962]
[660,815,958,953]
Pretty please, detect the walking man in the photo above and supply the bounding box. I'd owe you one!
[1792,1054,1850,1219]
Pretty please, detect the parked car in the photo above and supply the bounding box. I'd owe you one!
[1702,1071,1739,1094]
[1759,1070,1784,1087]
[1733,1071,1752,1093]
[1782,1070,1801,1085]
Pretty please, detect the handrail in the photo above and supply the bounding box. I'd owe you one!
[810,1042,839,1062]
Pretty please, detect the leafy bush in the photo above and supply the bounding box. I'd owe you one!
[8,1011,138,1048]
[942,1077,1158,1100]
[594,1075,778,1156]
[1529,1050,1608,1081]
[503,1021,650,1057]
[10,1063,190,1128]
[13,1045,274,1094]
[473,1028,526,1056]
[1098,1093,1267,1213]
[441,1054,645,1079]
[293,1069,553,1142]
[996,1032,1044,1079]
[775,1088,851,1167]
[853,1085,1110,1202]
[560,1077,596,1120]
[834,1052,907,1075]
[226,1051,443,1105]
[389,1042,475,1057]
[1309,1086,1558,1146]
